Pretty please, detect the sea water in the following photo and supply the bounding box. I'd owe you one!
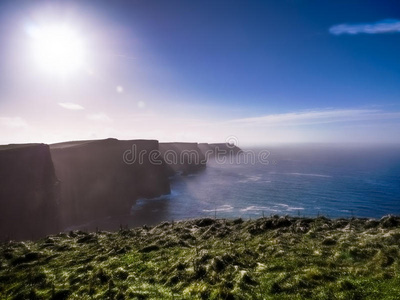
[71,144,400,231]
[133,144,400,222]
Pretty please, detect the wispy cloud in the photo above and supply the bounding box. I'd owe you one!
[87,113,112,122]
[329,19,400,35]
[226,108,400,127]
[0,117,28,128]
[58,102,85,110]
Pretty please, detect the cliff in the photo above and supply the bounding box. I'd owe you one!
[198,143,242,160]
[0,139,240,240]
[50,139,170,228]
[159,142,206,176]
[0,144,59,240]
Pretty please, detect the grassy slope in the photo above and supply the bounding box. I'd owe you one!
[1,215,400,299]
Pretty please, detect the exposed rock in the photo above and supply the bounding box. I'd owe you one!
[50,139,171,228]
[159,142,206,175]
[0,138,244,240]
[198,143,242,161]
[0,144,59,240]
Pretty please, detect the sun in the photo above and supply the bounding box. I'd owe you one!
[29,24,86,75]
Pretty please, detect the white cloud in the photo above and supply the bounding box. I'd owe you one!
[0,117,28,128]
[330,19,400,35]
[226,108,400,127]
[58,102,85,110]
[87,113,113,122]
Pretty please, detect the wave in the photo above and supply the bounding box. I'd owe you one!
[276,204,305,211]
[203,205,234,212]
[238,175,263,183]
[131,192,175,212]
[240,205,279,212]
[286,172,332,178]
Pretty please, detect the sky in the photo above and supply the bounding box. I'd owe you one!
[0,0,400,146]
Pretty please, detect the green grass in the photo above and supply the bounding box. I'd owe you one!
[1,215,400,299]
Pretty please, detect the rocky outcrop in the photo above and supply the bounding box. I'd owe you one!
[198,143,242,161]
[50,139,170,228]
[0,144,59,240]
[159,143,206,176]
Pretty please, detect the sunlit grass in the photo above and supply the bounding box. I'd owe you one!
[1,215,400,299]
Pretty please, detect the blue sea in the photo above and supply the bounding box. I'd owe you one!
[71,144,400,231]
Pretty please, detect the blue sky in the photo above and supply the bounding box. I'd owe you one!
[0,0,399,145]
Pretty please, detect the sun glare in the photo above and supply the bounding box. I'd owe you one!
[29,24,85,75]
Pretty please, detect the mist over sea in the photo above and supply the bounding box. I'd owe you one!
[70,144,400,231]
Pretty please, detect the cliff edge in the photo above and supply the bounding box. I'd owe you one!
[50,138,171,228]
[0,144,59,240]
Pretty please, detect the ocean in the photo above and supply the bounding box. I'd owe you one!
[70,144,400,231]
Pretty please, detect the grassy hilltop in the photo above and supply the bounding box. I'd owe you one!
[1,215,400,299]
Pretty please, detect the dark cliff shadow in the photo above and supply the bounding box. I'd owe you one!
[50,138,171,230]
[0,144,59,241]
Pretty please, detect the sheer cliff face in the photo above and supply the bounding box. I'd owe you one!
[198,143,242,160]
[0,144,59,240]
[0,139,236,240]
[50,139,170,227]
[159,143,206,176]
